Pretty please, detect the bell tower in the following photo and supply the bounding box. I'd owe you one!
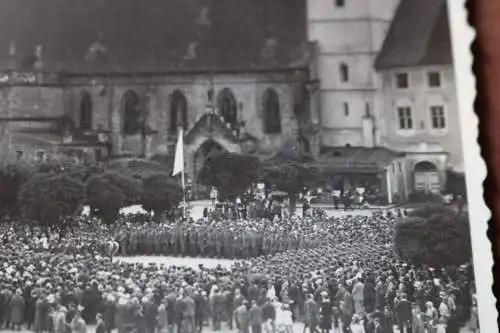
[306,0,399,148]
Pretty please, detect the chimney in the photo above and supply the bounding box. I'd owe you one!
[33,45,43,71]
[7,40,17,70]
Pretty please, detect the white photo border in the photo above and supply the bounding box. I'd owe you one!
[448,0,498,331]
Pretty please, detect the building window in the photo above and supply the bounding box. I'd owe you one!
[398,162,402,173]
[36,151,45,161]
[263,88,282,134]
[16,151,23,159]
[217,88,238,129]
[428,71,441,88]
[339,63,349,82]
[79,92,93,131]
[397,107,413,130]
[122,90,142,135]
[335,0,345,7]
[343,102,349,116]
[170,90,188,134]
[395,73,409,89]
[430,105,446,129]
[392,164,396,173]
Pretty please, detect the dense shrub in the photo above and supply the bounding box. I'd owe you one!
[141,172,182,220]
[0,160,34,218]
[198,152,260,201]
[0,156,103,219]
[36,155,104,182]
[408,191,444,204]
[86,171,143,224]
[262,149,321,214]
[107,158,169,180]
[18,173,85,228]
[394,207,472,267]
[445,169,467,197]
[406,204,456,218]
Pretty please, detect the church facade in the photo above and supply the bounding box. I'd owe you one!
[0,0,461,199]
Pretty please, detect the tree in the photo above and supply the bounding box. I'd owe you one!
[141,172,182,221]
[394,206,472,267]
[36,154,104,182]
[85,171,143,224]
[107,158,170,180]
[261,148,321,215]
[18,173,85,230]
[198,152,260,201]
[445,169,467,197]
[0,160,34,218]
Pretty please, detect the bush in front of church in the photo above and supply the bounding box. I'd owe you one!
[0,156,103,220]
[261,148,321,214]
[198,152,260,201]
[106,157,169,180]
[407,190,444,204]
[86,171,143,225]
[18,173,85,229]
[36,155,105,182]
[394,206,472,267]
[141,171,182,220]
[0,160,34,219]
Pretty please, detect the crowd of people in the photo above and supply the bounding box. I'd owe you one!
[0,207,478,333]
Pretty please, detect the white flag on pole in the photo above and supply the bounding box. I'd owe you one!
[172,129,184,176]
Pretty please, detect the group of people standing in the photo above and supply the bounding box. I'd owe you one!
[0,208,478,333]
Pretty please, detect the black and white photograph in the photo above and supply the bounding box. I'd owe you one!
[0,1,495,333]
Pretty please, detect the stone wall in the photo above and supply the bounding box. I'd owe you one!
[65,71,305,156]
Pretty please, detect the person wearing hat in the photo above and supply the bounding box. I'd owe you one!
[7,288,25,330]
[234,300,249,333]
[249,300,264,333]
[303,294,319,333]
[423,301,438,333]
[319,293,332,333]
[53,305,68,333]
[96,313,106,333]
[69,311,87,333]
[395,293,411,333]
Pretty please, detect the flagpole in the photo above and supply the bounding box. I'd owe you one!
[181,164,186,219]
[172,128,187,220]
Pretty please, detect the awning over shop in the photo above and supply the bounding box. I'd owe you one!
[319,147,404,174]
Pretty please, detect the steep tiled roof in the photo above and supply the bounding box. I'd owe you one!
[374,0,453,70]
[0,0,309,74]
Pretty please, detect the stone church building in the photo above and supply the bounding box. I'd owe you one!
[0,0,461,199]
[0,0,322,182]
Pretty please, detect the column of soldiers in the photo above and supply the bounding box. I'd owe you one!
[115,225,320,259]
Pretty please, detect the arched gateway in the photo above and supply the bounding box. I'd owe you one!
[192,140,227,198]
[413,161,440,193]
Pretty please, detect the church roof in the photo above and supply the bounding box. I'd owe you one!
[0,0,309,75]
[374,0,453,70]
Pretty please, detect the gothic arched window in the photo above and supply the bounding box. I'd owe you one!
[217,88,238,129]
[170,90,188,134]
[340,63,349,82]
[122,90,142,135]
[79,92,93,131]
[263,88,282,134]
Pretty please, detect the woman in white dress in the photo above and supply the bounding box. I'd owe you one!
[349,314,365,333]
[280,304,294,333]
